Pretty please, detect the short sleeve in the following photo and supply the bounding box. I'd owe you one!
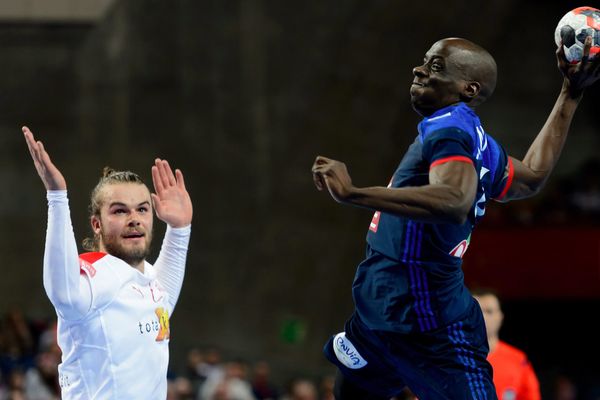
[490,145,514,200]
[422,127,475,169]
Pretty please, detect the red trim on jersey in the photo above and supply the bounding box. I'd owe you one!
[79,252,107,264]
[429,156,473,170]
[495,157,514,200]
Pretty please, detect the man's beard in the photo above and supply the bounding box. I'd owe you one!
[101,230,152,267]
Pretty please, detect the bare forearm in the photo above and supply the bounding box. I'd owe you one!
[520,80,581,192]
[345,184,470,224]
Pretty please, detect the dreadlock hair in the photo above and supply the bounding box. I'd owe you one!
[82,167,146,251]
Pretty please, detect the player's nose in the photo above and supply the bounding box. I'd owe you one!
[127,216,141,226]
[413,65,427,78]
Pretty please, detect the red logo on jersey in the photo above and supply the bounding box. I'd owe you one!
[79,259,96,278]
[370,177,394,233]
[369,211,381,233]
[449,239,469,259]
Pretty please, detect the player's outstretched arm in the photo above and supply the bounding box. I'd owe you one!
[151,159,192,312]
[23,126,91,320]
[502,36,600,201]
[23,126,67,191]
[312,156,477,224]
[151,159,193,228]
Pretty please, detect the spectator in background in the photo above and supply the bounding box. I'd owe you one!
[0,309,35,381]
[197,348,226,385]
[318,375,335,400]
[3,369,26,400]
[167,376,195,400]
[23,351,60,400]
[251,361,279,400]
[282,379,318,400]
[186,348,208,394]
[552,375,577,400]
[473,289,541,400]
[200,359,255,400]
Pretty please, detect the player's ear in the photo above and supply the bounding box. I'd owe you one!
[462,81,481,102]
[91,215,101,234]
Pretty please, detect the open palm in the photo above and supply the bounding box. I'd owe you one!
[23,126,67,191]
[151,159,193,228]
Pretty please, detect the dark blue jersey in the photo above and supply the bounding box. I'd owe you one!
[354,102,514,333]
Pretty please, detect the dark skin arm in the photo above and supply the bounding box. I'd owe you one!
[501,36,600,201]
[311,156,477,224]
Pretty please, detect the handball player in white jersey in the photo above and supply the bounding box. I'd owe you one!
[23,126,193,399]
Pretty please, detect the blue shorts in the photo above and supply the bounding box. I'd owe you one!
[323,301,497,399]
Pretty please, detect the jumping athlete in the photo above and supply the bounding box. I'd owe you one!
[312,37,599,399]
[23,126,193,399]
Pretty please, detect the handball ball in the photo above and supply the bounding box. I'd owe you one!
[554,6,600,63]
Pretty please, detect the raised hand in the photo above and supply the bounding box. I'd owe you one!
[23,126,67,191]
[151,158,193,228]
[311,155,355,203]
[558,36,600,98]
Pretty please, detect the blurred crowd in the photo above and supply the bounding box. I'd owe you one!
[168,348,336,400]
[0,309,60,400]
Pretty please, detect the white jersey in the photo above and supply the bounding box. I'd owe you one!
[44,190,191,399]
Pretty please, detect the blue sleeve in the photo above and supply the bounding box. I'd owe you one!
[489,140,514,200]
[422,128,475,167]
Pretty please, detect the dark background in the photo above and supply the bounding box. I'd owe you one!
[1,0,599,397]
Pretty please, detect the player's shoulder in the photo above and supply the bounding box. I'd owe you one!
[496,340,530,362]
[78,252,109,279]
[79,252,108,264]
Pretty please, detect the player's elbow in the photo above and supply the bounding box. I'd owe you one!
[43,284,87,321]
[443,206,470,225]
[436,198,471,224]
[500,178,545,202]
[441,188,473,224]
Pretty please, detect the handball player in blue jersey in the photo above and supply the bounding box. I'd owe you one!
[312,37,599,399]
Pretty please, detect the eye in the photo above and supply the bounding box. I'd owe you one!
[138,207,148,213]
[431,62,443,71]
[113,209,127,215]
